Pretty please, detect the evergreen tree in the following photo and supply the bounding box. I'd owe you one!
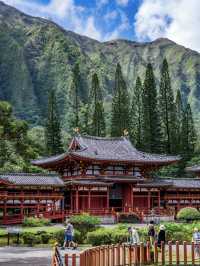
[111,63,130,137]
[45,90,63,155]
[90,73,106,136]
[180,103,196,159]
[142,63,162,153]
[175,89,183,153]
[158,58,177,154]
[130,76,143,148]
[68,63,81,130]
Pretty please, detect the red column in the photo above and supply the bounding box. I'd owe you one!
[3,200,7,223]
[148,191,151,211]
[75,188,79,212]
[131,184,133,211]
[107,187,109,211]
[88,187,91,210]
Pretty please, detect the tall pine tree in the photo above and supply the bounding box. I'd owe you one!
[142,63,162,153]
[158,58,177,154]
[45,90,63,155]
[175,89,183,153]
[111,63,130,137]
[90,73,106,136]
[67,63,83,131]
[130,76,143,148]
[180,103,196,160]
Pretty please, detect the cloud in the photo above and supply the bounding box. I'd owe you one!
[116,0,129,6]
[3,0,103,40]
[104,10,118,22]
[2,0,131,42]
[135,0,200,52]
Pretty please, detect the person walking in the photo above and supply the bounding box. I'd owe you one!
[192,227,200,258]
[128,226,140,245]
[63,221,74,249]
[148,221,156,246]
[157,225,166,248]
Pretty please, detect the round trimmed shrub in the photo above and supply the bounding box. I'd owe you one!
[177,207,200,221]
[70,214,100,243]
[22,232,41,246]
[118,213,140,223]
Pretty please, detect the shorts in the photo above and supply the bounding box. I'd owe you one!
[65,235,73,242]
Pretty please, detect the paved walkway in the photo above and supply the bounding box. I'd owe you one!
[0,247,52,266]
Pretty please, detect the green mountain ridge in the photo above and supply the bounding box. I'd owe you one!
[0,1,200,127]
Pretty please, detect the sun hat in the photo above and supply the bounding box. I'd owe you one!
[160,225,165,230]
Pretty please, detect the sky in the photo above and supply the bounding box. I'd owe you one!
[2,0,200,52]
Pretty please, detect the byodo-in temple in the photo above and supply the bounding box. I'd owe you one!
[1,134,200,224]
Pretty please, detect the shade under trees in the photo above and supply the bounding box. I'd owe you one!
[45,90,63,155]
[111,63,130,137]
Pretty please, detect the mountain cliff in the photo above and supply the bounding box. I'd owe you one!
[0,1,200,126]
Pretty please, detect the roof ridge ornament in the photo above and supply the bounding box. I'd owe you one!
[73,127,80,135]
[123,129,129,137]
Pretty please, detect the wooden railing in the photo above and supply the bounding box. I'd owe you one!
[52,241,200,266]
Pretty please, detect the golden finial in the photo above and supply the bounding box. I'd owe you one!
[123,129,129,137]
[73,127,80,134]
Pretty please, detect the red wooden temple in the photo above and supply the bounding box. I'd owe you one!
[1,134,200,224]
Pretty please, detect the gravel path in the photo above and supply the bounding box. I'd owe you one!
[0,247,52,266]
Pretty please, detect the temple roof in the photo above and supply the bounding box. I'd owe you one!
[137,178,200,189]
[185,165,200,174]
[32,135,180,168]
[0,173,64,186]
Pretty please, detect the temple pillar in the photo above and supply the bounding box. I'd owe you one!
[107,187,109,210]
[147,190,151,210]
[75,188,79,212]
[88,187,91,210]
[3,200,7,222]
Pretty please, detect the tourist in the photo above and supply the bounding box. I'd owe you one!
[192,227,200,257]
[128,226,140,245]
[157,225,166,248]
[148,221,156,246]
[63,221,74,249]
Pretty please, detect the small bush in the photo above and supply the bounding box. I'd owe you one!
[22,232,41,246]
[118,213,140,223]
[87,228,113,246]
[70,214,100,243]
[177,207,200,221]
[23,217,50,227]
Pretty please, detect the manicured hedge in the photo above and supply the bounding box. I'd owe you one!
[70,214,100,243]
[177,207,200,221]
[23,217,51,227]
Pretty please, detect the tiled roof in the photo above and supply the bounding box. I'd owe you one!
[137,178,200,189]
[185,165,200,174]
[70,135,180,164]
[32,135,180,166]
[0,173,64,186]
[64,179,113,186]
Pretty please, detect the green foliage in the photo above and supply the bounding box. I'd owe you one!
[158,58,178,154]
[177,207,200,221]
[22,232,41,246]
[45,90,63,155]
[111,63,130,137]
[90,73,106,136]
[70,214,100,243]
[118,213,140,223]
[130,76,143,148]
[142,63,162,153]
[0,100,42,172]
[22,217,51,227]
